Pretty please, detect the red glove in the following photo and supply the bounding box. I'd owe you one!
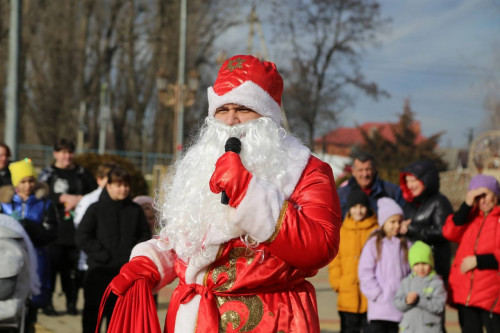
[209,151,253,207]
[110,256,160,296]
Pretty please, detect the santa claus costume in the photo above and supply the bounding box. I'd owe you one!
[101,55,341,333]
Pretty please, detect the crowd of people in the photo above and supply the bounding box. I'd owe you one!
[0,54,498,333]
[0,140,154,333]
[330,151,500,333]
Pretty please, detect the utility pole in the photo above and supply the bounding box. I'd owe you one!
[76,102,86,154]
[4,0,22,160]
[98,84,110,155]
[175,0,187,157]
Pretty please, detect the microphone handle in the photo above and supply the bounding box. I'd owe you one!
[220,137,241,205]
[221,191,229,204]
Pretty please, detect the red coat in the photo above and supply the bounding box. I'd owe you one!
[163,156,341,332]
[442,205,500,314]
[121,156,341,333]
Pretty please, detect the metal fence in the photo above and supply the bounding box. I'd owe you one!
[19,144,173,175]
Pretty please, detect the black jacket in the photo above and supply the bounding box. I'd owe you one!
[400,160,453,282]
[38,164,97,246]
[75,189,151,271]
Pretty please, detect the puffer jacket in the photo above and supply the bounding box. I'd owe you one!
[443,205,500,314]
[0,184,58,308]
[328,212,378,313]
[394,272,446,333]
[75,188,152,271]
[399,160,453,283]
[358,235,411,322]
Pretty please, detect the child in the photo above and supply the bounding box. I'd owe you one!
[358,197,411,333]
[329,190,378,332]
[394,241,446,333]
[75,166,151,333]
[132,195,157,233]
[0,158,59,330]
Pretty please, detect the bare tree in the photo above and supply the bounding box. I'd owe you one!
[0,0,240,156]
[270,0,389,147]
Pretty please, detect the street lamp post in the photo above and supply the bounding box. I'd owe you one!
[156,69,199,156]
[156,0,198,159]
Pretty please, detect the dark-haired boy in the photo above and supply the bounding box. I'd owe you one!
[76,166,151,333]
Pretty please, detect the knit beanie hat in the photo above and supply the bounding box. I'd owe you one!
[408,240,434,268]
[377,197,403,226]
[346,190,370,210]
[207,55,284,125]
[468,174,500,197]
[133,195,154,207]
[9,158,36,187]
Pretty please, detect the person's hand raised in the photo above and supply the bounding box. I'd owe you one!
[400,219,411,235]
[465,187,488,206]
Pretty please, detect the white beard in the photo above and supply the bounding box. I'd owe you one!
[156,116,308,262]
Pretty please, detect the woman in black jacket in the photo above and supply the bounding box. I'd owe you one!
[399,160,453,284]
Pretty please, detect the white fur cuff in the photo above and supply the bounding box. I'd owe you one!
[130,240,177,293]
[231,177,284,242]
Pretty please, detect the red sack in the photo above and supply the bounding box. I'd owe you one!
[96,256,162,333]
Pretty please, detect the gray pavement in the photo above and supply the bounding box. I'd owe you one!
[37,267,460,332]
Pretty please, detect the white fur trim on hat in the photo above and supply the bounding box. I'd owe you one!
[207,81,282,125]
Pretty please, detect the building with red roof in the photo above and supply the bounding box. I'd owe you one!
[314,121,427,157]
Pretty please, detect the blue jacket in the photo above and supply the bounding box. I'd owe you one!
[1,193,58,308]
[337,175,404,220]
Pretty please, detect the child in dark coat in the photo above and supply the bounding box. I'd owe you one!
[76,166,151,333]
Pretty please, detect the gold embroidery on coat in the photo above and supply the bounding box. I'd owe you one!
[212,247,255,292]
[210,247,263,331]
[203,244,225,286]
[217,295,264,332]
[266,201,288,242]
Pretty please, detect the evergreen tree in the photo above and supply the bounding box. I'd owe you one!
[356,99,447,183]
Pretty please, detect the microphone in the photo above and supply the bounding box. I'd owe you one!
[221,137,241,205]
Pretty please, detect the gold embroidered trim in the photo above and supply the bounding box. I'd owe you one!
[203,244,225,286]
[266,200,288,243]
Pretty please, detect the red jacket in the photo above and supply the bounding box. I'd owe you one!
[443,205,500,314]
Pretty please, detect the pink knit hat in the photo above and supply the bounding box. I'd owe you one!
[377,197,404,226]
[207,55,283,125]
[132,195,154,207]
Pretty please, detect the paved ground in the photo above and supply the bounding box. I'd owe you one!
[37,266,461,332]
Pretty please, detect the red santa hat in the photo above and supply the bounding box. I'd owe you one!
[207,55,284,125]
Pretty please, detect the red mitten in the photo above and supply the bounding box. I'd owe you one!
[209,151,253,207]
[110,256,160,296]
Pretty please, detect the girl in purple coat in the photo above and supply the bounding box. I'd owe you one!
[358,197,411,333]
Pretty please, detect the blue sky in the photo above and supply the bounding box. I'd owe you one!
[343,0,500,149]
[215,1,500,149]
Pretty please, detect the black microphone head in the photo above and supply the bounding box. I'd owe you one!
[225,137,241,154]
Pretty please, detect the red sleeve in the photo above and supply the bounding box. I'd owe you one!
[442,212,467,243]
[264,158,341,270]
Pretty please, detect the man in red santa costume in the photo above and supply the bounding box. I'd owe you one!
[106,55,341,332]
